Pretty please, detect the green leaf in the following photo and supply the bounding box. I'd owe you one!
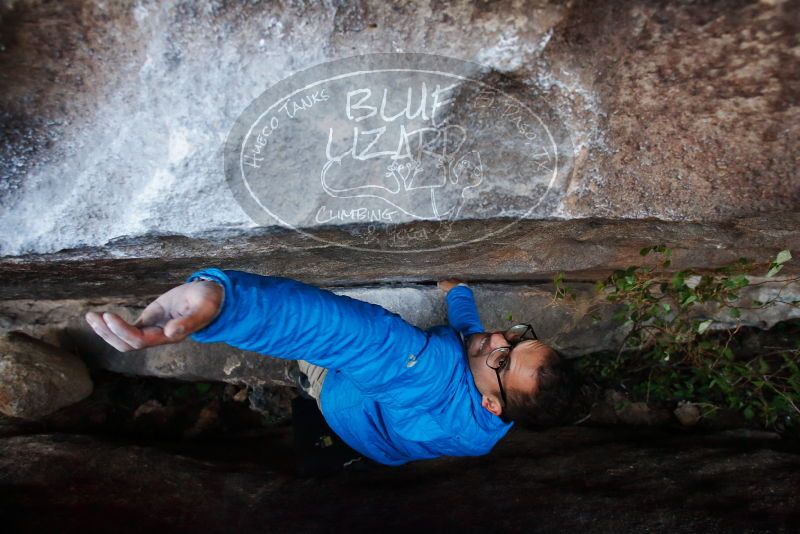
[682,294,698,307]
[697,319,713,334]
[612,309,628,323]
[506,313,513,322]
[594,280,606,292]
[698,340,713,351]
[766,264,783,278]
[728,307,741,318]
[640,246,652,256]
[728,275,749,289]
[671,272,686,290]
[553,272,566,296]
[661,303,671,313]
[195,383,211,394]
[743,406,755,420]
[765,251,791,277]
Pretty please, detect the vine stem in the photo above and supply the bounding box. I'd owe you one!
[762,377,800,416]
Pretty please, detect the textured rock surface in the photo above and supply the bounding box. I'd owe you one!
[1,276,797,386]
[0,426,798,532]
[1,215,797,300]
[2,282,619,386]
[0,332,93,419]
[1,3,797,525]
[556,0,800,220]
[1,0,797,256]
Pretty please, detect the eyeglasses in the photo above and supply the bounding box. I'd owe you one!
[483,323,538,407]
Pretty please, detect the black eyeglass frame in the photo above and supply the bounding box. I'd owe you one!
[484,323,538,407]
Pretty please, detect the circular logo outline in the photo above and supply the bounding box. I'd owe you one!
[225,52,572,253]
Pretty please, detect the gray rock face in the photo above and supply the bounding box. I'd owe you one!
[1,2,796,522]
[1,215,797,301]
[0,332,93,419]
[1,0,797,256]
[1,277,797,387]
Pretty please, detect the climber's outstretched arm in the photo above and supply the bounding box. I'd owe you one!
[86,267,429,396]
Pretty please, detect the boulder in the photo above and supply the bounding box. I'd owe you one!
[674,402,702,427]
[0,332,93,419]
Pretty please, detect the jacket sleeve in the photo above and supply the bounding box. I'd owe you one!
[446,283,485,338]
[184,267,429,397]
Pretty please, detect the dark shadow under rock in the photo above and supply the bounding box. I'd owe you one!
[0,427,798,533]
[0,368,295,440]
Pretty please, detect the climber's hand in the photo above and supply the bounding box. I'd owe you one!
[85,280,224,352]
[437,278,465,295]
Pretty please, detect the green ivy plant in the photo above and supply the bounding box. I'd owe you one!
[555,248,799,433]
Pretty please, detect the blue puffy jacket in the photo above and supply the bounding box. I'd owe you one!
[187,268,513,465]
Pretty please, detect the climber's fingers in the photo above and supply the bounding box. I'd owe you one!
[92,311,172,351]
[85,280,223,352]
[85,311,136,352]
